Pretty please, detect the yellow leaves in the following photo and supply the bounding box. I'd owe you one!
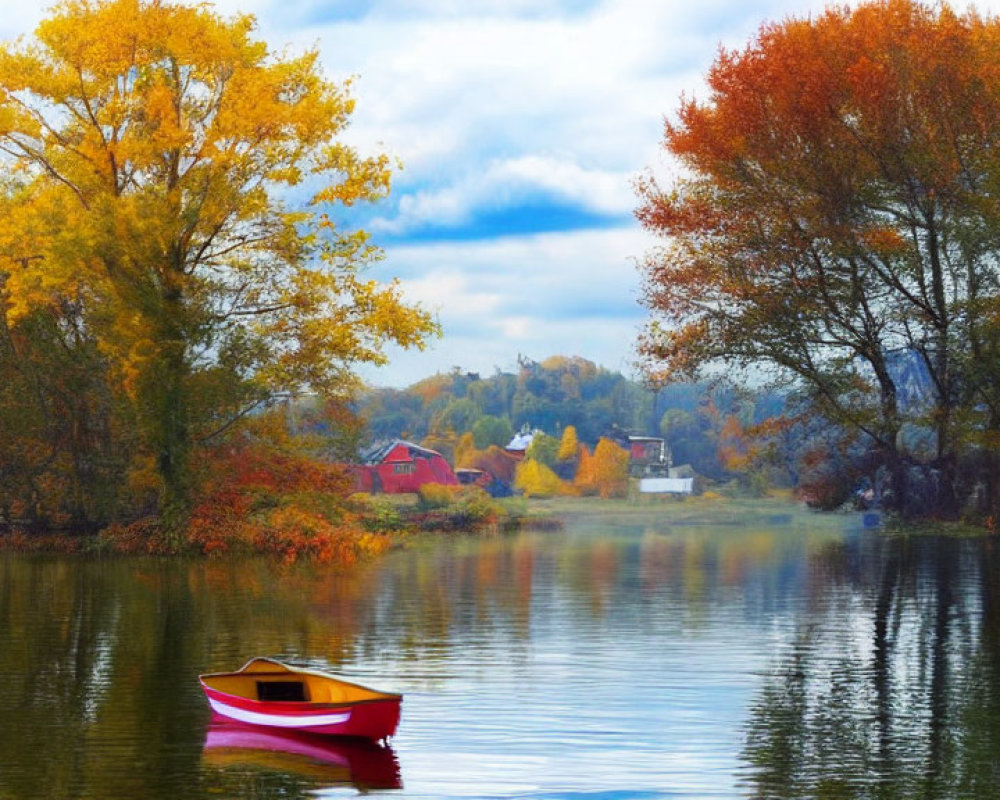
[556,425,580,462]
[38,0,143,78]
[0,0,436,522]
[514,458,575,498]
[312,146,393,206]
[454,431,477,469]
[574,438,629,499]
[126,454,162,498]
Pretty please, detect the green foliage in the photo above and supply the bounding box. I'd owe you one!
[526,432,560,467]
[0,298,130,529]
[472,415,514,449]
[417,483,505,526]
[432,398,480,435]
[354,494,407,533]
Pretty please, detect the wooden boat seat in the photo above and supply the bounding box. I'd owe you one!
[256,680,307,702]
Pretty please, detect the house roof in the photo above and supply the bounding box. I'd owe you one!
[505,432,534,452]
[361,439,446,465]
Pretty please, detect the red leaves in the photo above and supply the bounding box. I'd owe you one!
[178,441,380,564]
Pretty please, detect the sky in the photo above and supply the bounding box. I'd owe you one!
[3,0,1000,387]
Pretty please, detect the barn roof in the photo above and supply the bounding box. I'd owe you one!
[361,439,446,465]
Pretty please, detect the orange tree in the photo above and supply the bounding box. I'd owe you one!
[637,0,1000,517]
[0,0,436,534]
[574,438,629,499]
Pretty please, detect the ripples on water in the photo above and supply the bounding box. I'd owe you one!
[1,508,999,799]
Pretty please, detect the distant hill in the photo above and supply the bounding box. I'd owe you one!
[356,354,786,481]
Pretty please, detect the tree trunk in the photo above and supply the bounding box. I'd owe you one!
[157,345,190,538]
[150,282,191,541]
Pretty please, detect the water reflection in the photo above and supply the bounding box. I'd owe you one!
[202,722,401,791]
[2,511,1000,798]
[741,534,1000,799]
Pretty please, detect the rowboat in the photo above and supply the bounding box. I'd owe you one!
[199,657,402,742]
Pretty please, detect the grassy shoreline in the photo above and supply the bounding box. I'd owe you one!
[0,491,990,560]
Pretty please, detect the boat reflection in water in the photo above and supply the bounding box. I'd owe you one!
[202,721,402,791]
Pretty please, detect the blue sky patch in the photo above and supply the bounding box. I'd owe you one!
[381,202,631,245]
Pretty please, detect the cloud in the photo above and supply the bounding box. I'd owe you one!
[370,155,633,237]
[361,225,649,386]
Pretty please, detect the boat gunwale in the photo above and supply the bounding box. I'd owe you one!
[198,657,403,706]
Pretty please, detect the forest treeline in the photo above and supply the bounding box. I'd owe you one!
[358,355,792,491]
[359,350,989,519]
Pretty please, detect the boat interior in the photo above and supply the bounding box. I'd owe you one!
[202,660,398,705]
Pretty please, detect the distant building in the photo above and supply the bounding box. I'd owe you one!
[456,468,489,487]
[639,477,694,495]
[456,467,513,498]
[355,440,458,494]
[611,434,671,477]
[504,425,536,461]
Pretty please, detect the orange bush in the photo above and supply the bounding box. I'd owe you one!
[180,440,383,564]
[252,506,390,566]
[574,438,629,498]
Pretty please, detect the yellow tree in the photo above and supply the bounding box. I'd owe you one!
[453,431,478,469]
[556,425,579,463]
[0,0,436,529]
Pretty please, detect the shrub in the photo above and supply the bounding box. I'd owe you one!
[417,483,505,527]
[515,458,574,498]
[252,506,391,566]
[357,495,408,533]
[178,440,383,563]
[418,482,463,509]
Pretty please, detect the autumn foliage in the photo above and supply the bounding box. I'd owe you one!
[514,459,575,498]
[637,0,1000,518]
[574,438,629,499]
[95,437,392,564]
[557,426,580,463]
[0,0,436,538]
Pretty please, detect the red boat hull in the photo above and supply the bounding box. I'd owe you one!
[201,683,401,740]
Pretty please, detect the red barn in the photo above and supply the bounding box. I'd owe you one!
[355,440,458,494]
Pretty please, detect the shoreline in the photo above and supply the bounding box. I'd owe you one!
[0,493,990,560]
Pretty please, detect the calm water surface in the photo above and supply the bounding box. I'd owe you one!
[1,503,998,799]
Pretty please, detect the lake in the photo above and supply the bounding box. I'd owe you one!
[1,500,998,799]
